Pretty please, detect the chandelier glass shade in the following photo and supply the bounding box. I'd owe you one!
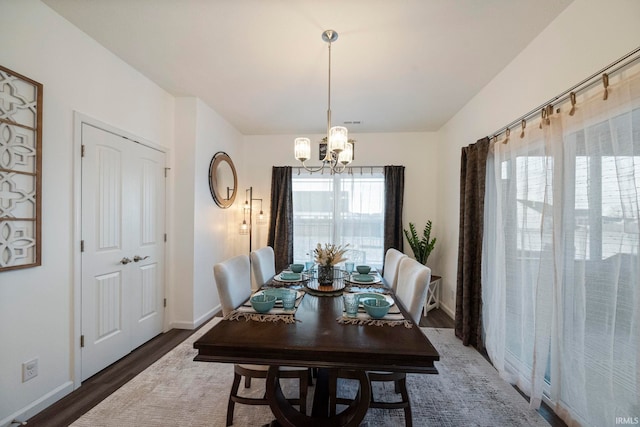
[294,30,352,173]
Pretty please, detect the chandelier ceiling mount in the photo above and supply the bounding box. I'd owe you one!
[294,29,353,173]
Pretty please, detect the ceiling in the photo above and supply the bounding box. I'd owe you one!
[43,0,572,135]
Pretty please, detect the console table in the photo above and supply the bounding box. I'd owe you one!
[424,275,442,316]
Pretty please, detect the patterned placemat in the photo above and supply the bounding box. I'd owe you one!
[336,312,413,328]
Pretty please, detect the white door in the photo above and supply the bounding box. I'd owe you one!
[80,123,165,381]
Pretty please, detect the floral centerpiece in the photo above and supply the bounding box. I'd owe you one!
[314,243,349,285]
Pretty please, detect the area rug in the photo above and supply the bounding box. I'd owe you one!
[71,319,548,426]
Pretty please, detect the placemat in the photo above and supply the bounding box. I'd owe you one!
[336,310,413,328]
[224,294,304,324]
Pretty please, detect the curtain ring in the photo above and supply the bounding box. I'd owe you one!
[569,92,577,116]
[546,104,552,125]
[602,73,609,100]
[520,119,526,138]
[502,128,510,144]
[539,108,546,129]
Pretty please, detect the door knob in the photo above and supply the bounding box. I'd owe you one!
[133,255,150,262]
[120,257,132,265]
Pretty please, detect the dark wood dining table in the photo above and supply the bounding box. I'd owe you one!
[193,277,440,427]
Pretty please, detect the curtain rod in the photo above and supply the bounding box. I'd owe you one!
[292,165,384,175]
[488,45,640,140]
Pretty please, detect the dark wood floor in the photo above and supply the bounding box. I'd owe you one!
[25,308,563,427]
[25,327,195,427]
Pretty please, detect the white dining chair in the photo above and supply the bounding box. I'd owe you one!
[250,246,276,290]
[382,248,407,292]
[330,257,431,427]
[213,254,309,426]
[368,257,431,426]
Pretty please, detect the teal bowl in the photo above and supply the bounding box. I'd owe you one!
[356,265,371,274]
[363,299,390,319]
[250,294,276,313]
[290,263,305,273]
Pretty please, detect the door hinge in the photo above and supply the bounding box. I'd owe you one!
[80,240,84,252]
[163,298,167,308]
[164,167,170,178]
[81,144,85,157]
[80,335,85,348]
[164,233,167,242]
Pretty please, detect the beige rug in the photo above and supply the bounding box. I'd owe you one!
[72,318,548,426]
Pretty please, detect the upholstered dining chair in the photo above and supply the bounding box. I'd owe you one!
[330,257,431,427]
[382,248,408,292]
[250,246,276,290]
[214,254,309,426]
[368,257,431,426]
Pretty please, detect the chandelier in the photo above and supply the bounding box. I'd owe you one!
[294,30,353,173]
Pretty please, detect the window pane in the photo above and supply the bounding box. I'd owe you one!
[292,171,385,268]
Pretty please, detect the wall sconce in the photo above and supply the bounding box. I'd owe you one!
[239,187,265,252]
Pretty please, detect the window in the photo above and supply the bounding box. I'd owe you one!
[292,169,385,268]
[483,77,640,426]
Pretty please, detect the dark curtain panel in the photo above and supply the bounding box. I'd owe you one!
[383,165,405,254]
[267,166,293,272]
[455,137,490,350]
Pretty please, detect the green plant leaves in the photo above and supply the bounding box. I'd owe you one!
[403,220,436,265]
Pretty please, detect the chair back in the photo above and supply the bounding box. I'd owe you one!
[382,248,407,292]
[395,257,431,324]
[250,246,276,289]
[214,254,251,316]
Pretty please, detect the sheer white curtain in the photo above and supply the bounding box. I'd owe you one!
[292,168,385,268]
[483,67,640,426]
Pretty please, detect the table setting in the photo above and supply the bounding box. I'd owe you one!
[195,245,440,427]
[223,287,305,324]
[337,290,413,327]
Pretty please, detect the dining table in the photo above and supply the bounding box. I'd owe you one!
[193,268,440,427]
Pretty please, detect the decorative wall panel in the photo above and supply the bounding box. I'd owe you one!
[0,65,42,271]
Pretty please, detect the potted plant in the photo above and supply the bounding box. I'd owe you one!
[314,243,349,285]
[403,221,436,265]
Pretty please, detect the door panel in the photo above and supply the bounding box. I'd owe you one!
[130,149,165,349]
[81,123,165,380]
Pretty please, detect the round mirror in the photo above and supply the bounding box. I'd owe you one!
[208,152,237,208]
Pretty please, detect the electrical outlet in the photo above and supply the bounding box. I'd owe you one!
[22,358,38,382]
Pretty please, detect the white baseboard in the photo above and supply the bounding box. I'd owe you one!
[194,307,218,328]
[439,301,455,320]
[0,381,73,427]
[170,304,220,330]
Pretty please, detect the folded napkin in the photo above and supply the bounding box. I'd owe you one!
[280,272,301,281]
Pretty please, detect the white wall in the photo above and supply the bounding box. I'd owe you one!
[242,131,442,267]
[0,1,176,423]
[170,98,197,327]
[192,98,244,325]
[3,0,639,423]
[437,0,640,314]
